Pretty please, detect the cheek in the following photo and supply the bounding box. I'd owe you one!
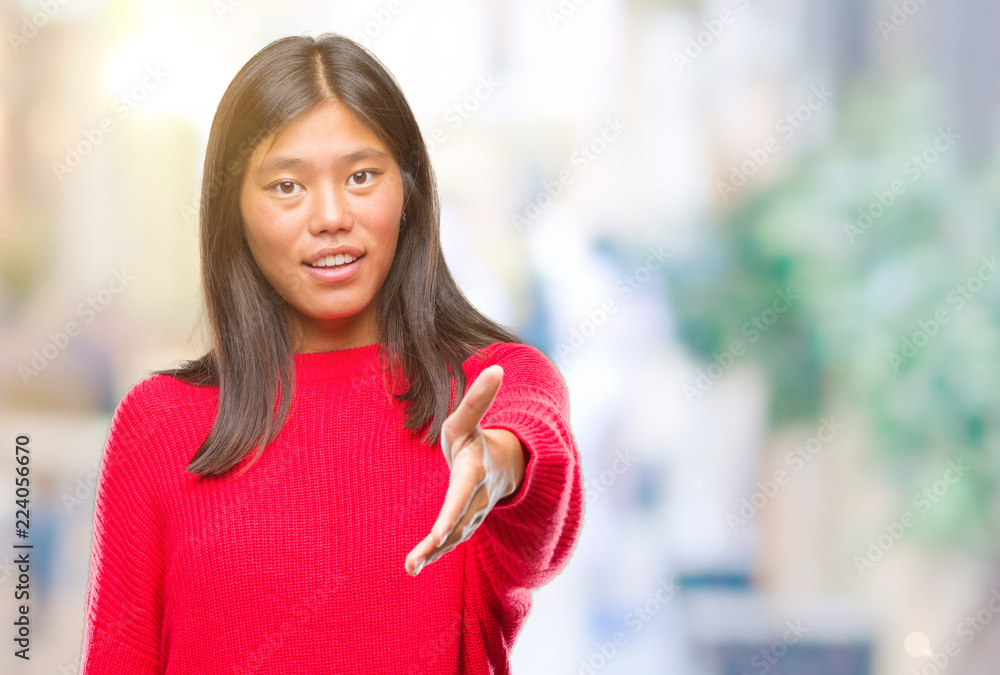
[364,174,405,223]
[369,188,405,244]
[369,205,401,260]
[242,200,294,276]
[356,195,401,229]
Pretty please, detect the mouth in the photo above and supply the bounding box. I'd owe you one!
[301,253,365,283]
[303,253,365,269]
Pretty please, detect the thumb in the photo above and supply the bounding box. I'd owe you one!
[442,365,504,465]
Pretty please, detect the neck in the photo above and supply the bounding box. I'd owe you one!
[288,305,379,354]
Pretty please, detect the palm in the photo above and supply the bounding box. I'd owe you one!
[405,364,517,576]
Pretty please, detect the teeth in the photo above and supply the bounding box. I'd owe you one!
[311,254,355,268]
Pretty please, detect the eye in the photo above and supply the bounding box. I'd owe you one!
[348,170,380,186]
[269,180,302,195]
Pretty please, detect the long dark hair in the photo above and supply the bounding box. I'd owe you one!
[155,33,522,478]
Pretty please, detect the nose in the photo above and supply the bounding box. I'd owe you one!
[309,181,351,234]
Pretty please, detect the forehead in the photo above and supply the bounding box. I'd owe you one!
[249,100,390,168]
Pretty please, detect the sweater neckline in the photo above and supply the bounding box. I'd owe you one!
[292,342,383,379]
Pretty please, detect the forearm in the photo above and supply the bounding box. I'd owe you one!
[477,396,583,589]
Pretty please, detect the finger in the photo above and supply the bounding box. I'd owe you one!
[419,483,492,570]
[406,510,470,576]
[430,457,484,548]
[405,461,480,575]
[405,457,491,575]
[441,367,503,468]
[424,503,490,567]
[446,365,504,443]
[405,530,438,575]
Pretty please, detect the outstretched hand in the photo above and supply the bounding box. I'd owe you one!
[405,364,526,576]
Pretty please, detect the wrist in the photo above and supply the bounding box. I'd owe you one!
[482,427,526,498]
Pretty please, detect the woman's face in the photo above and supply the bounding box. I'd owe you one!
[239,99,404,352]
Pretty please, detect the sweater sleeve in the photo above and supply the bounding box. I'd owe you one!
[80,380,165,674]
[474,343,584,591]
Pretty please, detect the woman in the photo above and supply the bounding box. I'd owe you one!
[80,32,583,674]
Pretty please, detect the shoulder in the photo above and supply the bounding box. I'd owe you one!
[117,370,211,410]
[103,372,216,478]
[111,371,216,434]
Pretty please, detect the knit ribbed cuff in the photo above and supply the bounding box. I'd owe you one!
[486,424,534,511]
[481,394,576,516]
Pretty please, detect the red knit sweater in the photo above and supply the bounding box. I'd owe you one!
[79,341,583,674]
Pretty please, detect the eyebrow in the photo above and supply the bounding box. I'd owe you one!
[254,148,389,174]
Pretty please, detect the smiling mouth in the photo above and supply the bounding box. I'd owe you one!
[304,254,365,269]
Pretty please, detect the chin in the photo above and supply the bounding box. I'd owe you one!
[302,304,364,321]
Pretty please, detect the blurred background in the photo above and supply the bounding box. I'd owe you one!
[2,0,999,673]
